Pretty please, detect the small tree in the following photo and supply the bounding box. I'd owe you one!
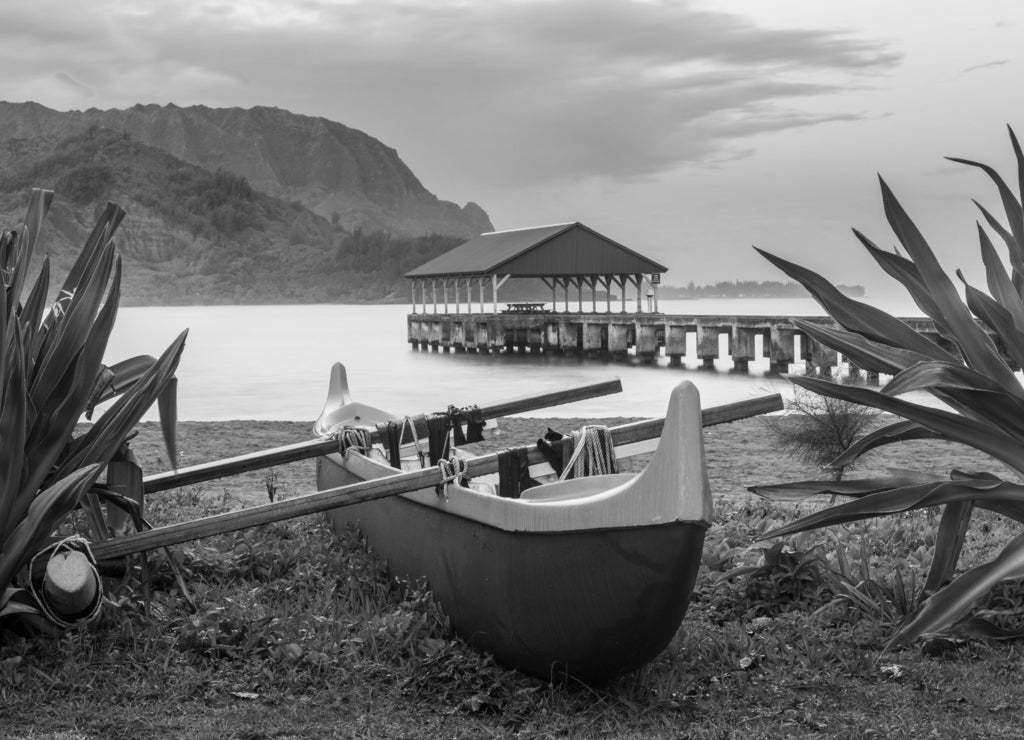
[760,382,881,481]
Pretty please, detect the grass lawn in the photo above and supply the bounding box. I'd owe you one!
[2,416,1022,739]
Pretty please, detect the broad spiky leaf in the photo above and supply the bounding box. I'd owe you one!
[756,129,1024,642]
[898,531,1024,643]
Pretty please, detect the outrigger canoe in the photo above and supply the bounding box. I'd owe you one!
[314,364,712,683]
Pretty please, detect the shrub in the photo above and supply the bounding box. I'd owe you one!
[750,126,1024,644]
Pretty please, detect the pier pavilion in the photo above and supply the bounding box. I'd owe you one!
[404,222,668,315]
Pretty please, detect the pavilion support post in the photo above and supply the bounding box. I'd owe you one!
[619,276,627,313]
[541,278,556,312]
[443,279,449,314]
[635,274,642,314]
[466,278,473,315]
[411,280,417,314]
[589,277,598,313]
[478,276,485,314]
[604,276,612,313]
[577,277,584,313]
[454,279,460,314]
[431,279,437,314]
[490,274,510,314]
[421,280,428,315]
[563,278,571,312]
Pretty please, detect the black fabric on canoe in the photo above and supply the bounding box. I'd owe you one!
[427,413,451,465]
[450,410,467,446]
[447,404,486,445]
[464,406,486,443]
[377,421,402,469]
[497,447,538,498]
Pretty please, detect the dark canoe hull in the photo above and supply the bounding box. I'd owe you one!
[318,454,707,683]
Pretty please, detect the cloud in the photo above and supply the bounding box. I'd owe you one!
[0,0,901,192]
[53,72,93,97]
[960,59,1009,75]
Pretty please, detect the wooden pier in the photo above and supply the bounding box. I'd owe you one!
[407,312,943,376]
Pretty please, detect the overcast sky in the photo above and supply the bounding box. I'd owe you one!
[3,0,1024,294]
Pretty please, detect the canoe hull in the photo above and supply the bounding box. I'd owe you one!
[318,454,706,683]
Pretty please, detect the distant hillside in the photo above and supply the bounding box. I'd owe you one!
[0,126,466,304]
[0,102,493,304]
[0,101,492,239]
[659,280,865,299]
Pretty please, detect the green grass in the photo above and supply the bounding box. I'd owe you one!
[3,419,1024,738]
[2,500,1023,738]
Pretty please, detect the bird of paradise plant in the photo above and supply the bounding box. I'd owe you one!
[751,126,1024,643]
[0,189,185,631]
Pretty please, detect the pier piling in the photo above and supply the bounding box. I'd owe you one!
[408,312,959,378]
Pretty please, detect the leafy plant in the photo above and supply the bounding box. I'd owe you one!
[750,126,1024,644]
[721,541,838,618]
[0,188,185,631]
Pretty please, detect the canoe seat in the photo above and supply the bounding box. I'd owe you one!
[518,473,634,502]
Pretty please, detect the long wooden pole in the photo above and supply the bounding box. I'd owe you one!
[143,378,624,494]
[92,393,781,561]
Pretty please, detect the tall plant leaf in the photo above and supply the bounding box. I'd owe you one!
[960,279,1024,369]
[751,470,942,502]
[947,154,1024,259]
[62,331,187,475]
[158,376,179,470]
[897,531,1024,643]
[0,464,101,589]
[827,420,944,469]
[0,333,26,541]
[762,477,1024,540]
[791,319,933,375]
[974,220,1024,319]
[788,375,1024,477]
[857,234,951,333]
[58,202,125,296]
[880,177,1020,391]
[756,247,958,360]
[6,190,53,319]
[923,501,974,597]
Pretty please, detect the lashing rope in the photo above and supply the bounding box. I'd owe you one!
[435,456,469,500]
[336,427,372,455]
[402,416,427,468]
[558,425,617,481]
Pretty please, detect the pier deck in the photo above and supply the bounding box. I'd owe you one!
[407,312,946,376]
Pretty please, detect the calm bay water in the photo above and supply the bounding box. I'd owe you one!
[101,297,923,422]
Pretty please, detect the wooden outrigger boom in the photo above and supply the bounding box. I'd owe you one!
[91,392,781,562]
[143,377,625,494]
